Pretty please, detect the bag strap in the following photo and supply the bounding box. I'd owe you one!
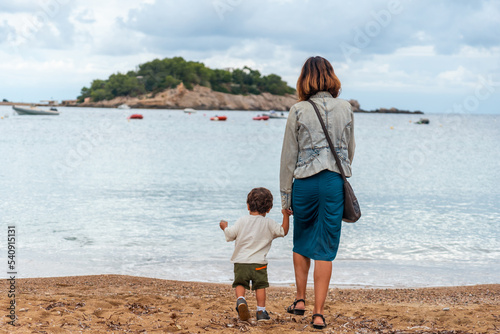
[307,99,348,182]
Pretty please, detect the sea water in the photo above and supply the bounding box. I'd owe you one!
[0,106,499,288]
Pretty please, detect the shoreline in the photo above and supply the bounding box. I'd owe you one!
[65,104,425,114]
[1,274,498,333]
[7,273,488,290]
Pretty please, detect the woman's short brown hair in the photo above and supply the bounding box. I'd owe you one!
[247,187,273,214]
[296,56,341,101]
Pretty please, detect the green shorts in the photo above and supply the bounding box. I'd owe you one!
[232,263,269,290]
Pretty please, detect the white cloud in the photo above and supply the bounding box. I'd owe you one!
[437,66,476,86]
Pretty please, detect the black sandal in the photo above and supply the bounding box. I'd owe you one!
[286,299,305,315]
[311,314,327,329]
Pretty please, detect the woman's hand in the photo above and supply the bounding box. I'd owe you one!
[282,208,293,216]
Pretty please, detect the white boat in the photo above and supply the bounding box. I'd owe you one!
[183,108,197,113]
[264,110,287,119]
[12,105,60,116]
[117,104,131,110]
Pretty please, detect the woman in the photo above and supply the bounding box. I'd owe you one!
[280,56,355,329]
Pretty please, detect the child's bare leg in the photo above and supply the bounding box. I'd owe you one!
[255,288,266,307]
[235,285,246,299]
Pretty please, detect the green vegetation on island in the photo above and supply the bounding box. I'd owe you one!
[78,57,295,102]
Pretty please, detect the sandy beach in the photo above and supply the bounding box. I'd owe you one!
[1,275,498,333]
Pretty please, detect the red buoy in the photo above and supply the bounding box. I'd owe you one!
[128,114,143,119]
[210,115,227,121]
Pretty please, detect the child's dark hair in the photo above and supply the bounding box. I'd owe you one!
[247,187,273,214]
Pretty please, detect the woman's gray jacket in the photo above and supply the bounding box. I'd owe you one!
[280,92,355,209]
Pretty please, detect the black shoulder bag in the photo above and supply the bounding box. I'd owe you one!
[307,100,361,223]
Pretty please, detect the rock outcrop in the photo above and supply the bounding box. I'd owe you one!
[348,99,423,114]
[76,83,297,111]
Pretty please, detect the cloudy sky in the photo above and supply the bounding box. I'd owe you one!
[1,0,499,113]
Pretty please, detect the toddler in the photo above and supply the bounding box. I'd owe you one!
[220,187,290,321]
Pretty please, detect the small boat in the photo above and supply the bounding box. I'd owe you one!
[184,108,197,113]
[415,118,430,124]
[118,104,131,110]
[210,115,227,121]
[50,107,58,111]
[264,110,287,119]
[127,114,143,120]
[253,115,269,121]
[12,105,59,116]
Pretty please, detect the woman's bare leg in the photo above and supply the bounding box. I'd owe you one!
[293,252,310,310]
[312,260,332,324]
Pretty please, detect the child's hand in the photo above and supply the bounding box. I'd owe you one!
[282,208,293,216]
[219,220,228,230]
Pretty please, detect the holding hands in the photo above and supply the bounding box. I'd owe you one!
[220,209,291,234]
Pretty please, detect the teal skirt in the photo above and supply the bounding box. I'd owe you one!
[292,170,343,261]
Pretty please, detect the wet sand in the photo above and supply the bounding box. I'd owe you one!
[1,275,498,333]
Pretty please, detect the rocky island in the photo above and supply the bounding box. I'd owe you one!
[69,57,296,111]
